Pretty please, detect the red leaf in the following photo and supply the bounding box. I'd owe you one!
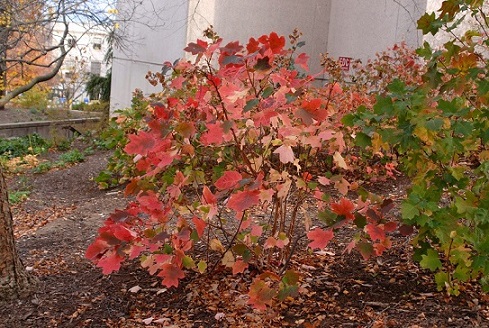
[268,32,285,54]
[251,224,263,237]
[295,53,309,71]
[214,171,242,190]
[192,216,206,238]
[158,263,185,288]
[384,221,397,232]
[184,39,207,55]
[220,40,244,55]
[247,37,260,53]
[373,238,392,256]
[302,98,322,111]
[202,186,216,204]
[97,251,125,274]
[365,223,385,242]
[331,198,355,220]
[296,98,328,124]
[307,228,334,250]
[124,131,156,156]
[112,225,135,242]
[85,239,109,260]
[227,190,260,212]
[399,224,414,236]
[248,278,277,310]
[200,123,225,145]
[232,260,248,275]
[137,191,163,212]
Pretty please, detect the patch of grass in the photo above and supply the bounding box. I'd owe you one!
[58,149,85,165]
[9,190,30,204]
[32,161,55,174]
[55,140,72,151]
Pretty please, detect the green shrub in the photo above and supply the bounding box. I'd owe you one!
[9,190,30,204]
[58,149,85,165]
[0,134,50,159]
[32,161,54,174]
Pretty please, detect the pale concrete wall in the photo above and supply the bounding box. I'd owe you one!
[110,0,190,112]
[327,0,427,65]
[205,0,331,75]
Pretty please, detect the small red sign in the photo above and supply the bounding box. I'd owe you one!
[338,57,352,71]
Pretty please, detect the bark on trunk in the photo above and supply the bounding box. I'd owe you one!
[0,165,35,302]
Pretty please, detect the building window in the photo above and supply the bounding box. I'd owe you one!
[91,61,102,75]
[93,38,102,50]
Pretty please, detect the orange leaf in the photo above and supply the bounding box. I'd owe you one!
[307,228,334,250]
[330,198,355,220]
[228,190,260,212]
[248,278,277,310]
[192,216,207,238]
[158,263,185,288]
[232,260,249,275]
[214,171,242,190]
[124,131,156,156]
[365,223,385,242]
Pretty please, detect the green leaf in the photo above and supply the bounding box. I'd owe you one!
[282,270,300,286]
[353,213,367,229]
[417,12,443,35]
[355,132,372,148]
[387,79,407,95]
[357,242,374,260]
[244,98,259,112]
[262,86,274,98]
[434,271,450,291]
[423,64,443,87]
[420,249,443,271]
[341,113,355,127]
[455,195,476,214]
[254,57,272,71]
[182,255,196,269]
[477,79,489,96]
[373,96,394,116]
[278,284,298,301]
[197,260,207,273]
[318,209,337,226]
[453,121,474,136]
[425,118,444,131]
[401,202,420,220]
[416,42,434,59]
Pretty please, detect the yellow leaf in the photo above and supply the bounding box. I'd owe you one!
[333,151,349,170]
[210,239,225,252]
[371,133,388,153]
[414,126,433,146]
[221,251,234,268]
[479,150,489,161]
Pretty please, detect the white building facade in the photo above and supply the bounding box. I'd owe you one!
[110,0,428,112]
[51,22,110,106]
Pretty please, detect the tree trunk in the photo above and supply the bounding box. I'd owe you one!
[0,165,35,302]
